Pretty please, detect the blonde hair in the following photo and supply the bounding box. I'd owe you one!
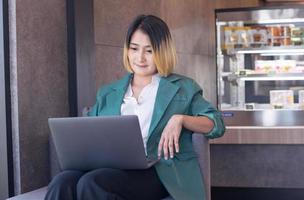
[123,15,177,77]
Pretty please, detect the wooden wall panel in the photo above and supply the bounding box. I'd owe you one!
[211,144,304,188]
[160,0,214,56]
[12,0,68,193]
[215,0,261,9]
[94,0,160,46]
[160,0,217,103]
[95,46,126,90]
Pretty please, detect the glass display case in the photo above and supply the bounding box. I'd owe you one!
[216,7,304,126]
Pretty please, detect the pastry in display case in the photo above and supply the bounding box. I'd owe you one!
[216,7,304,126]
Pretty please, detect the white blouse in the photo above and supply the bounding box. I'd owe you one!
[120,74,160,152]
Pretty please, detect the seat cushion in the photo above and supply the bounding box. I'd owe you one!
[7,187,47,200]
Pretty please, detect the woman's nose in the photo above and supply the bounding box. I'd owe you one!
[138,50,146,62]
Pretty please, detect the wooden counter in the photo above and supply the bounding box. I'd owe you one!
[211,126,304,144]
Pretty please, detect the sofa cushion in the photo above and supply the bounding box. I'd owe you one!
[7,187,47,200]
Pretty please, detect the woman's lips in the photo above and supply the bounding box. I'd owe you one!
[136,64,148,68]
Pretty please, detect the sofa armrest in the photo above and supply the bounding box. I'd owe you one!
[193,133,210,200]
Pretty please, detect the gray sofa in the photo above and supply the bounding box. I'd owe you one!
[8,134,210,200]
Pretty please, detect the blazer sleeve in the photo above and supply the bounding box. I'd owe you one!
[87,86,108,117]
[189,80,225,139]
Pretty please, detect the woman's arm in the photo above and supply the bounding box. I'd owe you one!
[179,114,214,134]
[157,114,214,160]
[158,79,225,160]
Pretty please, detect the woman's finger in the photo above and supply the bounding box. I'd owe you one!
[163,137,169,160]
[158,136,164,158]
[174,134,179,153]
[169,136,174,158]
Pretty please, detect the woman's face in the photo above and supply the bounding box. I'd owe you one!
[128,29,157,78]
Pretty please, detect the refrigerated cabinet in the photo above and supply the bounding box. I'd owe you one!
[216,7,304,126]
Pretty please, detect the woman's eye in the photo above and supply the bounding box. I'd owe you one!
[130,47,137,51]
[146,50,152,53]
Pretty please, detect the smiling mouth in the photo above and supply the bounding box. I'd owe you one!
[136,64,148,68]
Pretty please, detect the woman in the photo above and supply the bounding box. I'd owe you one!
[45,14,225,200]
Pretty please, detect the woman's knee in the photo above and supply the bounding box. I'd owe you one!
[48,170,84,189]
[77,168,123,190]
[45,170,84,200]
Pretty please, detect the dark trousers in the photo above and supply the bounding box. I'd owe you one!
[44,167,169,200]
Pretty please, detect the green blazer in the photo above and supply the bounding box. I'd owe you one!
[88,73,225,200]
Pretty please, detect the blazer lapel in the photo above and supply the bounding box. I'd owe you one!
[105,74,132,115]
[148,76,180,137]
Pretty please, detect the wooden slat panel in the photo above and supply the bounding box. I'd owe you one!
[211,127,304,144]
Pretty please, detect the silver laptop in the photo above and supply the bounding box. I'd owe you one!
[48,115,158,171]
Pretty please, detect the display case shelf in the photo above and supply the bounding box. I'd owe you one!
[222,72,304,81]
[221,103,303,111]
[225,46,304,55]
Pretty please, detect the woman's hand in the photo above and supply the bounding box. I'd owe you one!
[158,114,183,160]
